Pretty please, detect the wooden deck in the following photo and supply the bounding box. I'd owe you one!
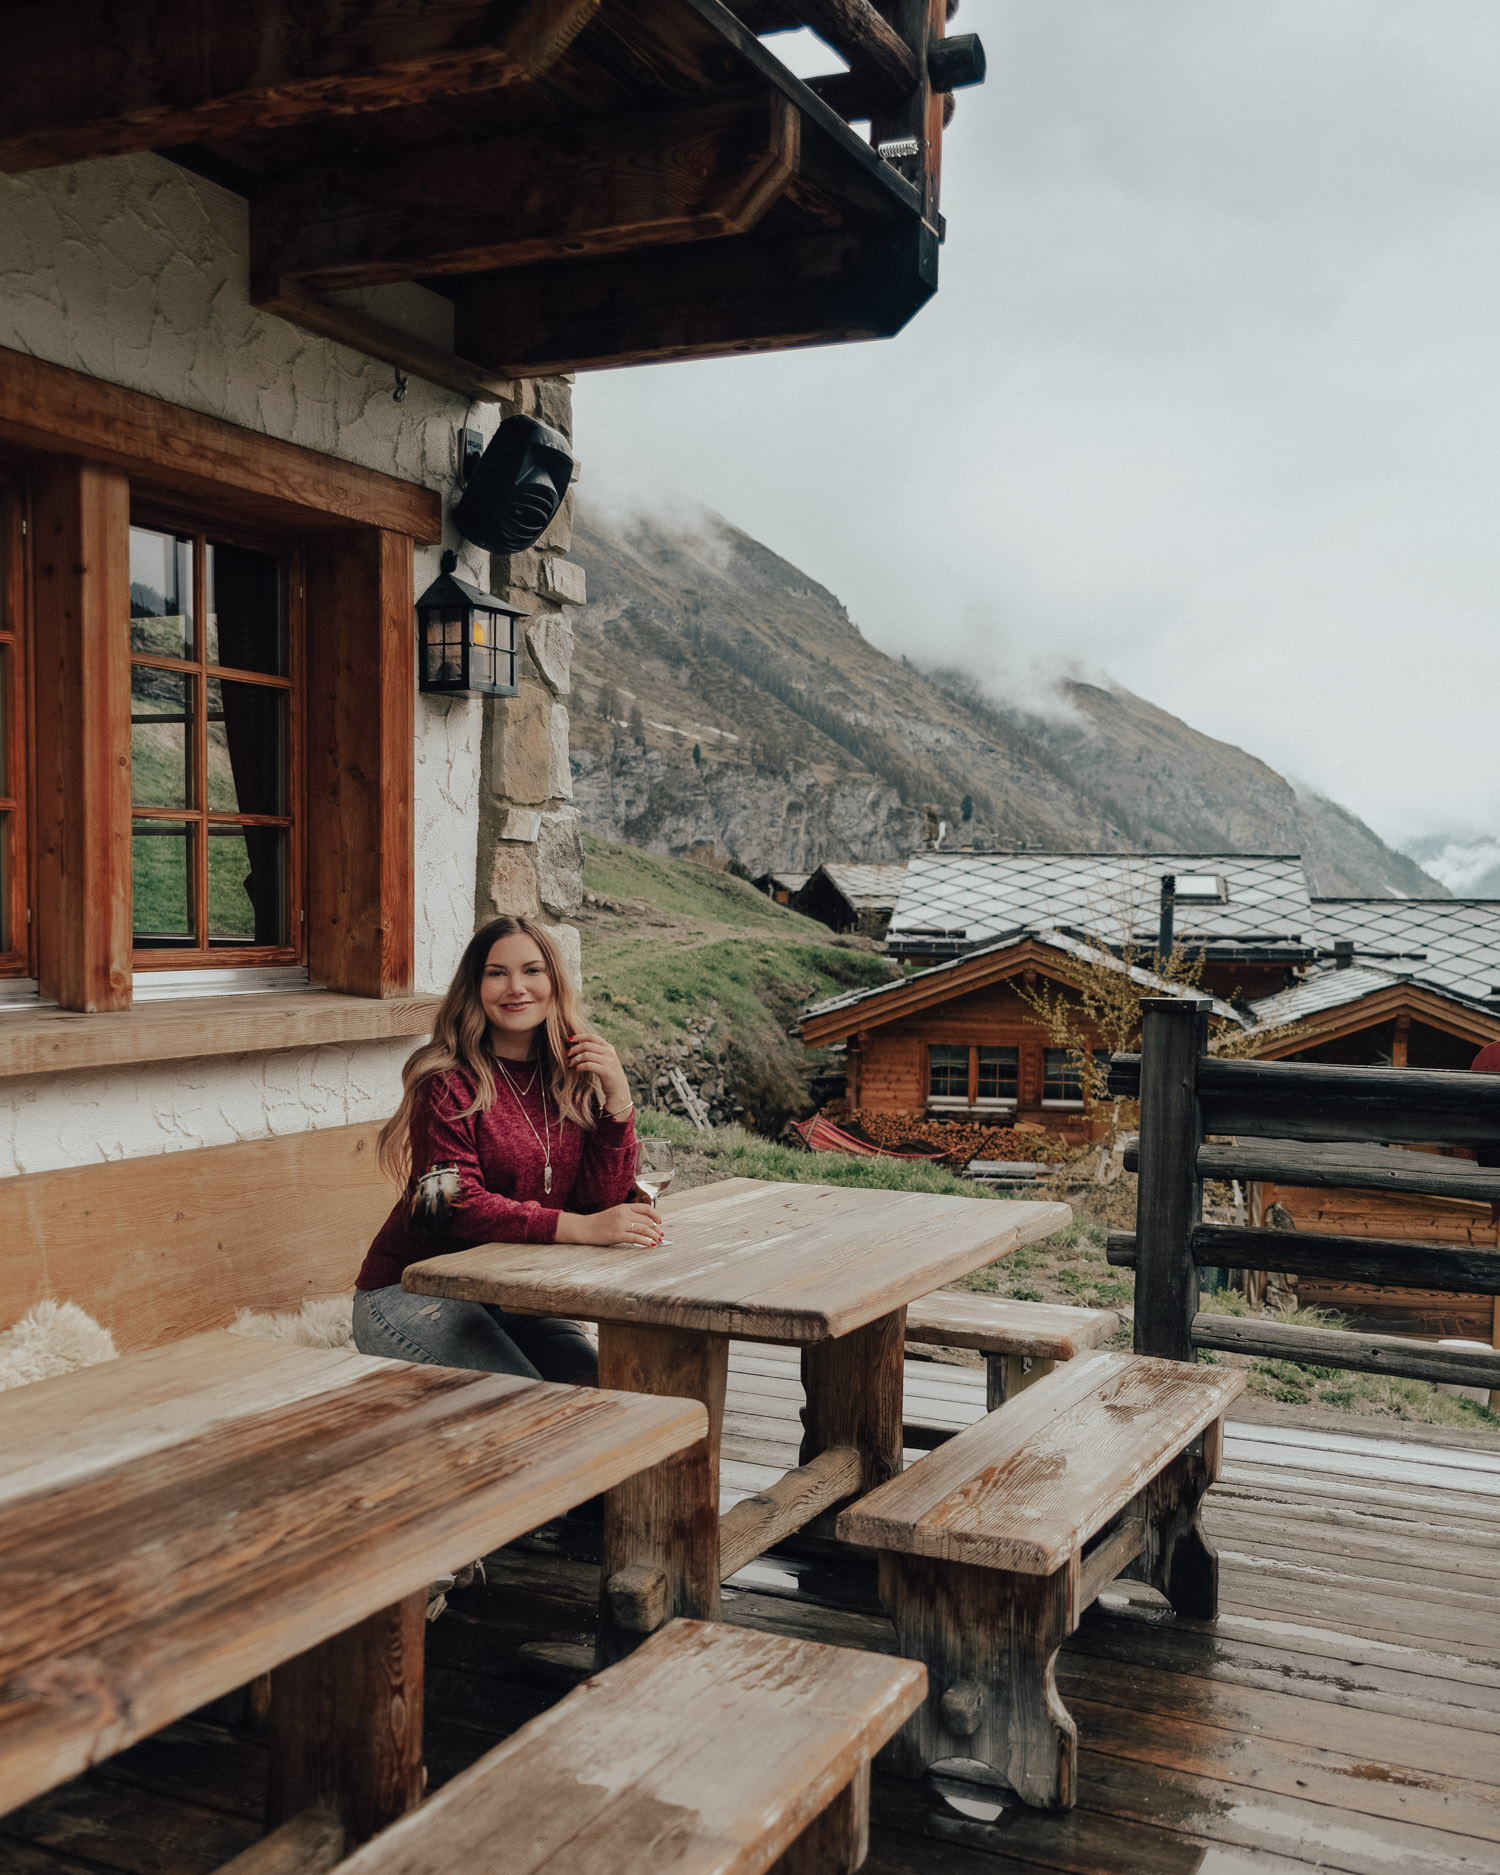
[6,1347,1499,1875]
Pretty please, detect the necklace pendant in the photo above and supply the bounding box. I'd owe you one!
[544,1163,552,1194]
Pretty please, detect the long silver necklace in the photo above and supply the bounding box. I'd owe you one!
[495,1055,553,1193]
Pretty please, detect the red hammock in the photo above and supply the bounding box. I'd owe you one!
[791,1114,947,1161]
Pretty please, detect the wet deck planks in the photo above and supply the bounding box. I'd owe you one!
[4,1344,1498,1875]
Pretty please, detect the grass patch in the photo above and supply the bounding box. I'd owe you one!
[582,831,822,933]
[585,934,887,1055]
[636,1108,1048,1202]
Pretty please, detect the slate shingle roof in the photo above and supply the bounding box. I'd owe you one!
[815,862,909,911]
[1307,899,1500,1004]
[886,852,1314,954]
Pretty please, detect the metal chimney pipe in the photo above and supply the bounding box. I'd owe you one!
[1157,875,1176,963]
[1334,939,1354,971]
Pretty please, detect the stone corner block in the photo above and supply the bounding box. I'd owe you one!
[488,844,540,918]
[549,702,573,801]
[497,807,542,844]
[539,557,586,606]
[527,614,574,696]
[487,680,555,807]
[536,808,585,917]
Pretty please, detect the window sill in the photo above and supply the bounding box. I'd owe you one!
[1040,1100,1086,1110]
[0,989,440,1080]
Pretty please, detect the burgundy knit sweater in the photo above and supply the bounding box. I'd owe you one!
[355,1063,637,1292]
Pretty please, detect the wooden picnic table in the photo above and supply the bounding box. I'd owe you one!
[404,1177,1069,1658]
[0,1330,708,1842]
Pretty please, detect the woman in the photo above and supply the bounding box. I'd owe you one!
[353,914,663,1382]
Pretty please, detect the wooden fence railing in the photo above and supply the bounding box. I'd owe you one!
[1105,997,1500,1398]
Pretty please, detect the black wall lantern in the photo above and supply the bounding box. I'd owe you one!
[415,552,525,697]
[452,414,574,553]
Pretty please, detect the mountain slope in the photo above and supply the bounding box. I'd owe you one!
[568,508,1444,899]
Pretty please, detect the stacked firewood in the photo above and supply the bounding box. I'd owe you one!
[822,1108,1070,1167]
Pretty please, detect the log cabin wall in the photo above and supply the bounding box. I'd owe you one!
[849,976,1102,1145]
[1247,1016,1500,1354]
[0,153,580,1210]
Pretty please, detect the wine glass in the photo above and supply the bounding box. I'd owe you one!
[635,1138,675,1205]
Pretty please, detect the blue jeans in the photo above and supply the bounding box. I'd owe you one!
[353,1285,598,1386]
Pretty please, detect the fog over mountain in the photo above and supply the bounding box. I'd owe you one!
[568,506,1444,901]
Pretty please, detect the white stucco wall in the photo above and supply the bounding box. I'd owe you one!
[0,1040,415,1179]
[0,154,496,1173]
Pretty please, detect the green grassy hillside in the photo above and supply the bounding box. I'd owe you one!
[579,833,893,1128]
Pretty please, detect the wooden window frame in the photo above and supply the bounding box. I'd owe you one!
[926,1041,1020,1115]
[128,502,305,970]
[4,345,437,1012]
[1041,1046,1086,1108]
[0,468,30,977]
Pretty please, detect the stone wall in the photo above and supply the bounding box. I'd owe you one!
[0,153,583,1181]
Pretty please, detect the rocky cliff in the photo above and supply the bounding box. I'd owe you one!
[568,508,1444,899]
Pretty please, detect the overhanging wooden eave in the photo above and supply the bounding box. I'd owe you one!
[800,938,1101,1048]
[1,0,954,397]
[1252,983,1500,1060]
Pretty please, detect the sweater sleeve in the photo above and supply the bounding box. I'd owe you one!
[567,1108,639,1214]
[412,1074,562,1246]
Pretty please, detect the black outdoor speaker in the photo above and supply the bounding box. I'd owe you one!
[453,415,575,554]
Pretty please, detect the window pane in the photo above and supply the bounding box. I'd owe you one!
[0,810,9,954]
[0,642,9,787]
[928,1044,969,1099]
[131,666,194,808]
[208,825,286,946]
[132,820,194,947]
[207,678,286,815]
[207,540,284,674]
[1043,1048,1084,1102]
[975,1046,1019,1100]
[130,527,193,658]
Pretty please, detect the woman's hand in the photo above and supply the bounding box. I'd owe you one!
[555,1203,665,1248]
[565,1031,633,1116]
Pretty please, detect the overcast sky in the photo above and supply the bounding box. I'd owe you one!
[576,1,1500,855]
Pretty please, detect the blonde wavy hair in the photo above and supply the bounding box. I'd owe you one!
[378,915,601,1185]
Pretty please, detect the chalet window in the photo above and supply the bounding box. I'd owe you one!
[975,1046,1019,1102]
[0,474,26,978]
[1042,1047,1085,1106]
[928,1044,969,1101]
[929,1043,1019,1111]
[128,517,300,963]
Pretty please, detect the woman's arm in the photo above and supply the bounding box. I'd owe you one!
[564,1033,642,1215]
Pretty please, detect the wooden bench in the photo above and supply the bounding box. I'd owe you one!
[336,1619,926,1875]
[904,1292,1120,1418]
[837,1350,1244,1810]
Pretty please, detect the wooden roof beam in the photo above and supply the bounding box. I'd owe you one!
[794,1,920,98]
[0,0,601,173]
[449,217,937,378]
[251,97,800,294]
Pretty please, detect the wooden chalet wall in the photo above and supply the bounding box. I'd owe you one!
[1247,1005,1500,1350]
[849,975,1100,1144]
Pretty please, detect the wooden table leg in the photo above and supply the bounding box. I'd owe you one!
[267,1590,425,1845]
[801,1307,906,1494]
[596,1321,725,1664]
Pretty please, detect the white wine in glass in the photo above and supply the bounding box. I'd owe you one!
[635,1138,675,1205]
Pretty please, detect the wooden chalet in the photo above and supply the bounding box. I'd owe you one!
[793,859,908,937]
[800,926,1239,1145]
[1239,963,1500,1347]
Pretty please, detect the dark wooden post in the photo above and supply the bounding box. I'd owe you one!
[1132,997,1207,1362]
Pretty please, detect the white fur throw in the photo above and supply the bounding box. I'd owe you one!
[0,1300,118,1392]
[230,1295,355,1349]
